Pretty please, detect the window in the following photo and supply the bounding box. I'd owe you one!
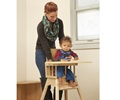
[70,0,99,49]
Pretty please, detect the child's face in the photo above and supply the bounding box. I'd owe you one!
[60,41,71,52]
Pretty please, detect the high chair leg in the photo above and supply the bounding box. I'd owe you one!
[77,85,83,100]
[64,90,68,100]
[40,80,49,100]
[55,79,59,100]
[53,88,63,100]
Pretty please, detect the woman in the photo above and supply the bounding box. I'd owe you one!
[35,2,64,100]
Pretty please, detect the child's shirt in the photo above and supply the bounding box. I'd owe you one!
[54,49,78,61]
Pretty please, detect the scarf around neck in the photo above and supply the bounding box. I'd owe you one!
[42,15,59,41]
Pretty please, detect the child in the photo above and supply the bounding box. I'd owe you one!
[54,36,78,87]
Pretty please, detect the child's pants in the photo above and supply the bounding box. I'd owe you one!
[57,66,75,82]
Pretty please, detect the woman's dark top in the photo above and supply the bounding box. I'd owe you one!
[36,18,64,60]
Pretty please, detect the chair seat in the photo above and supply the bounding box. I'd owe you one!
[58,75,77,85]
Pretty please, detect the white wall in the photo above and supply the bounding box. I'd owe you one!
[69,49,99,100]
[17,0,99,100]
[17,0,27,81]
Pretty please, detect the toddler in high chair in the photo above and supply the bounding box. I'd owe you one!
[54,36,78,87]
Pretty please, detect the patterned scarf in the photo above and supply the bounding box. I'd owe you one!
[42,15,59,41]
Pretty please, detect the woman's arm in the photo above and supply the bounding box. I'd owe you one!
[58,19,65,41]
[37,22,52,60]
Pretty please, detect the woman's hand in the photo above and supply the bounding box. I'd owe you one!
[47,59,52,62]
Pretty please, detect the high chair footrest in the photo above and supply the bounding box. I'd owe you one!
[59,84,79,90]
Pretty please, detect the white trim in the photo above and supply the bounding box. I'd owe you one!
[72,43,99,50]
[70,0,99,49]
[76,0,99,10]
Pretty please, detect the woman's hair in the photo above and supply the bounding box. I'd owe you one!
[60,36,72,45]
[44,2,58,14]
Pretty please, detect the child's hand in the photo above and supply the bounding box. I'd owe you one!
[66,55,72,61]
[60,59,68,62]
[74,57,79,60]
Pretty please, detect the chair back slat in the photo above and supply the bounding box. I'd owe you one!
[50,49,59,61]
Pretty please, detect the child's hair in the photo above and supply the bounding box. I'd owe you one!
[44,2,58,14]
[60,36,72,45]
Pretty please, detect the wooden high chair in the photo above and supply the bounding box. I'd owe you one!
[40,49,83,100]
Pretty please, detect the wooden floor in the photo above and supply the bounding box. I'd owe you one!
[17,81,42,100]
